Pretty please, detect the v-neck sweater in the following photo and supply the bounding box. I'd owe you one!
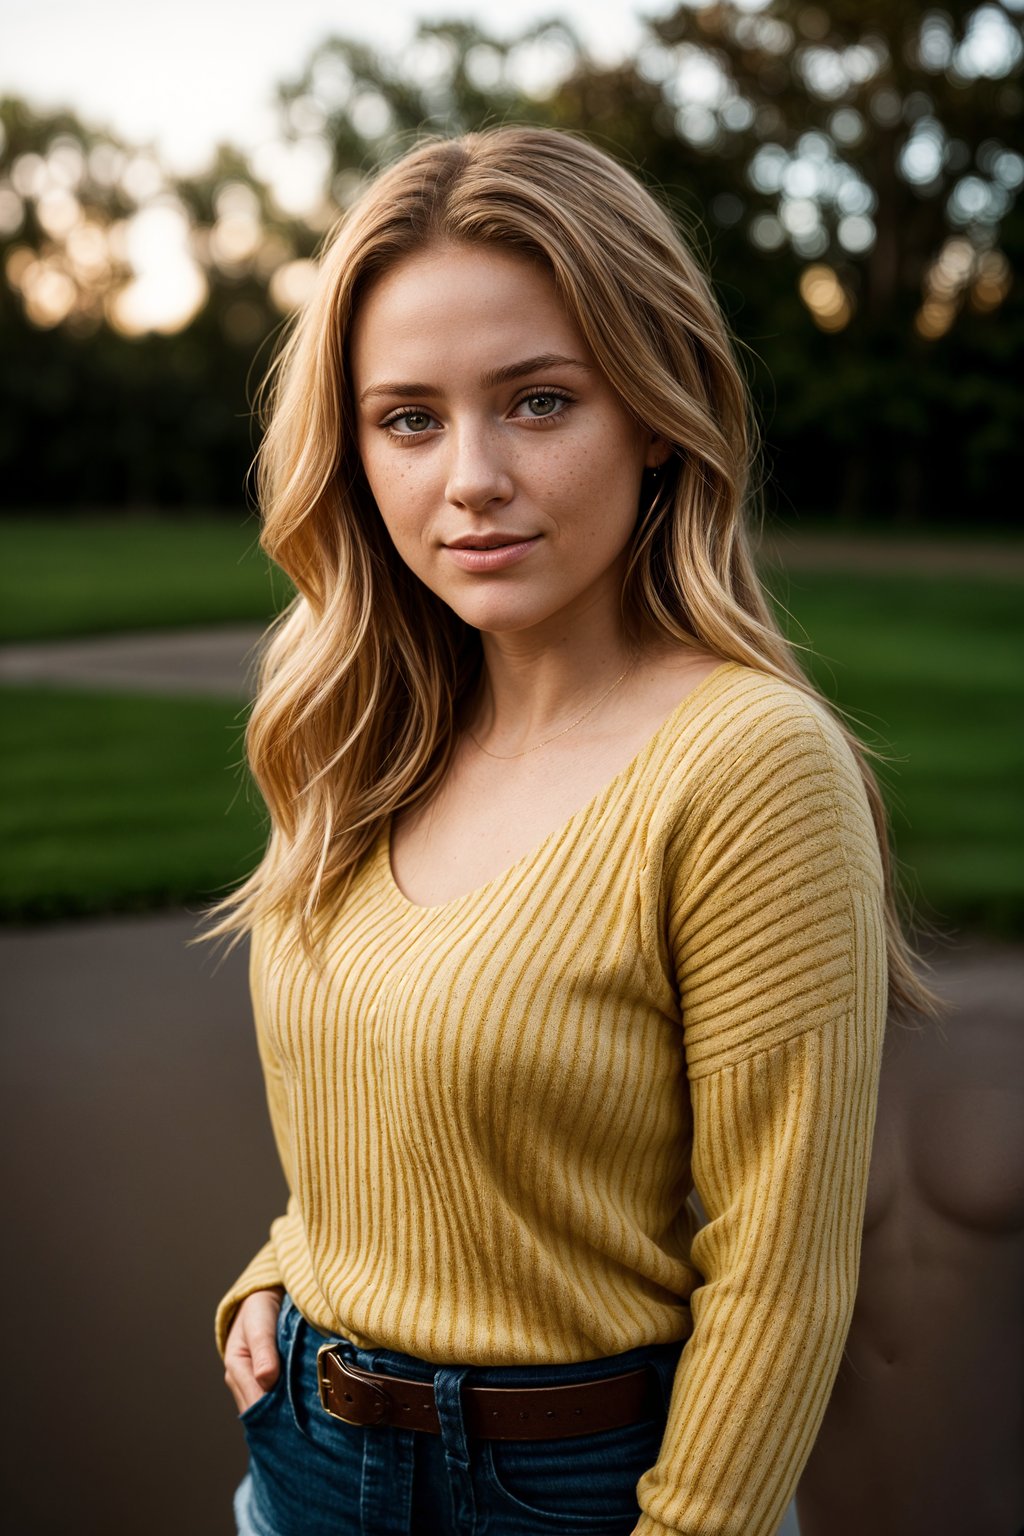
[216,660,887,1536]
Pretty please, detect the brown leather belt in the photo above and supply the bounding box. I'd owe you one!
[317,1341,662,1441]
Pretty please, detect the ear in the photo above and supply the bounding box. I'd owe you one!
[643,434,674,470]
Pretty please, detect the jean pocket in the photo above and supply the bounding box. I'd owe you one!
[238,1295,295,1433]
[480,1408,667,1529]
[277,1311,355,1453]
[238,1377,284,1431]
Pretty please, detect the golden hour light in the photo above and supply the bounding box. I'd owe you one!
[915,297,957,339]
[250,136,331,217]
[0,184,25,235]
[969,249,1012,313]
[64,221,112,283]
[35,187,81,238]
[1,13,1023,1530]
[914,235,1011,335]
[925,236,976,300]
[6,238,96,329]
[20,261,77,327]
[4,245,35,289]
[208,181,263,272]
[106,201,208,336]
[797,263,853,331]
[916,238,971,337]
[10,151,47,198]
[268,257,317,313]
[209,210,262,272]
[254,231,294,279]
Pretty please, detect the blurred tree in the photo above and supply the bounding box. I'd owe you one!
[276,18,582,171]
[642,1,1024,521]
[1,4,1021,526]
[280,5,1023,527]
[650,3,1022,316]
[0,98,309,509]
[0,95,134,333]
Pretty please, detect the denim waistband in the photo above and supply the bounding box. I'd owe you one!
[294,1296,687,1390]
[238,1295,687,1535]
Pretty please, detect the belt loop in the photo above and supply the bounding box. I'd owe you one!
[433,1367,477,1533]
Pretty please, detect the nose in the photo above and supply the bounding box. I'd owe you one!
[443,424,514,512]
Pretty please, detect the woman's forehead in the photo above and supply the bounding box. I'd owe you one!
[349,244,588,388]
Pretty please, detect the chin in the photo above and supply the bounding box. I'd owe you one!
[446,595,556,634]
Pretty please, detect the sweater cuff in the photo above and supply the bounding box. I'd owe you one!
[214,1239,284,1358]
[632,1515,680,1536]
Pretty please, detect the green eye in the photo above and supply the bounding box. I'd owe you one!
[526,394,558,415]
[400,412,432,432]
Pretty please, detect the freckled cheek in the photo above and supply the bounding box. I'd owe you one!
[362,450,433,550]
[389,494,439,560]
[535,447,635,534]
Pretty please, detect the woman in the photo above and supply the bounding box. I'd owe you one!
[204,126,937,1536]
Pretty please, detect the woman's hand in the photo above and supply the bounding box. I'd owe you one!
[224,1287,286,1414]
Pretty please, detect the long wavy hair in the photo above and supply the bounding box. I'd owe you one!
[199,124,940,1024]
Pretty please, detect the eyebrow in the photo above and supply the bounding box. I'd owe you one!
[358,353,592,405]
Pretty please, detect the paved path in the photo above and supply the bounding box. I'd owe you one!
[0,622,265,698]
[0,910,276,1535]
[757,532,1024,577]
[1,907,1020,1534]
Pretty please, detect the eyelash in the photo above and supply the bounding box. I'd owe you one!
[380,388,576,443]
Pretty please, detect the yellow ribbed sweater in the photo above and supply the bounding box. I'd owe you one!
[216,661,887,1536]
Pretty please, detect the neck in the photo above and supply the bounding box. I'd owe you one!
[468,617,640,751]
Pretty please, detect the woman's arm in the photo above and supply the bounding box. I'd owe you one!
[634,694,887,1536]
[215,1232,289,1359]
[214,920,294,1362]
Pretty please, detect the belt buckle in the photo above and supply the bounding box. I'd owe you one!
[317,1341,392,1426]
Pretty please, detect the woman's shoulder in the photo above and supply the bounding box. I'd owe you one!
[654,660,883,891]
[676,659,857,772]
[656,658,872,832]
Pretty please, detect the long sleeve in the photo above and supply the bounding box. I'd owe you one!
[214,1237,285,1358]
[214,923,293,1359]
[634,699,887,1535]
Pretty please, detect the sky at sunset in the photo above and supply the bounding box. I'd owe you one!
[4,0,666,172]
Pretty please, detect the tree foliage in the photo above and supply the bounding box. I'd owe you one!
[1,3,1021,524]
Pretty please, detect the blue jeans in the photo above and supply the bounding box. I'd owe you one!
[235,1294,685,1535]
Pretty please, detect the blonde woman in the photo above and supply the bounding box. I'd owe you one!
[206,127,936,1536]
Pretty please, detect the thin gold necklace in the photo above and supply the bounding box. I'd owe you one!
[467,664,633,760]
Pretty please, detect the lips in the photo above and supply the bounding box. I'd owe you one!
[446,533,538,549]
[443,536,541,571]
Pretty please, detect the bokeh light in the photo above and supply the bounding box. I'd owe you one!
[798,263,854,332]
[954,5,1023,79]
[106,201,208,335]
[250,136,332,218]
[0,185,24,234]
[268,258,317,313]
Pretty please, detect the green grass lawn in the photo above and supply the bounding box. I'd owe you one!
[765,567,1024,939]
[1,687,266,921]
[2,540,1022,937]
[0,514,290,640]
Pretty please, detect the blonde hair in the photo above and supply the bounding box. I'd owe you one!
[200,125,940,1024]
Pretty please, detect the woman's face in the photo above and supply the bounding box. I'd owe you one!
[349,242,668,642]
